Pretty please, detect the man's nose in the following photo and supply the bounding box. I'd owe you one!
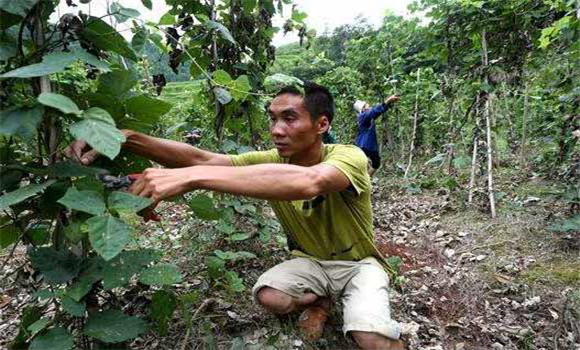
[270,120,285,137]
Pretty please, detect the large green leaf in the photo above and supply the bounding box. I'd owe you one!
[84,309,147,343]
[38,93,81,115]
[57,187,106,215]
[70,107,126,160]
[230,75,251,101]
[0,223,19,248]
[205,20,237,45]
[123,95,172,132]
[108,191,152,213]
[86,215,133,261]
[102,249,161,289]
[0,180,55,211]
[264,73,303,93]
[139,263,182,286]
[141,0,152,10]
[66,258,104,301]
[81,17,138,61]
[188,195,221,220]
[110,2,140,23]
[97,69,138,96]
[27,318,50,337]
[29,327,73,350]
[0,0,37,16]
[213,69,232,85]
[29,247,82,284]
[61,295,86,317]
[150,290,177,335]
[47,161,106,178]
[132,27,148,53]
[10,306,43,348]
[0,105,43,138]
[0,51,108,79]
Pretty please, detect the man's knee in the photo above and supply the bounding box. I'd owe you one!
[350,331,405,350]
[256,287,295,314]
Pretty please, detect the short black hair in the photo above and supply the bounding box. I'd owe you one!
[274,81,335,124]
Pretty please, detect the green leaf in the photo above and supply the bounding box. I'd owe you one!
[230,233,251,241]
[97,69,138,96]
[216,220,235,234]
[0,180,55,211]
[213,69,232,85]
[86,215,133,261]
[188,195,221,220]
[81,17,138,61]
[132,27,148,53]
[150,290,177,335]
[206,256,225,281]
[214,87,232,105]
[213,250,256,261]
[0,10,22,30]
[549,215,580,233]
[27,318,50,337]
[47,161,106,178]
[159,12,175,25]
[230,75,251,101]
[0,52,76,79]
[70,107,126,160]
[66,258,104,301]
[84,309,147,343]
[38,92,81,115]
[291,9,307,22]
[57,187,106,215]
[61,295,86,317]
[0,105,44,138]
[123,95,172,132]
[29,247,82,284]
[139,263,182,286]
[108,191,152,213]
[141,0,152,9]
[225,271,245,292]
[10,306,43,348]
[102,249,161,289]
[242,0,256,12]
[0,40,17,60]
[110,2,140,23]
[30,327,73,350]
[263,73,303,93]
[0,0,37,16]
[0,224,19,248]
[205,20,237,45]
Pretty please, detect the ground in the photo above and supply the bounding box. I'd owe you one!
[1,173,579,350]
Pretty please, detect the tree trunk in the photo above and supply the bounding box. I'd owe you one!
[405,68,421,178]
[481,30,496,218]
[467,137,478,204]
[520,83,528,161]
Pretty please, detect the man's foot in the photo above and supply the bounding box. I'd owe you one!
[297,296,331,342]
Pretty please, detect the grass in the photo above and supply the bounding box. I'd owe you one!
[520,261,580,286]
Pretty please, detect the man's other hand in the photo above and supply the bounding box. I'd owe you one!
[385,95,400,105]
[64,140,100,165]
[130,167,193,204]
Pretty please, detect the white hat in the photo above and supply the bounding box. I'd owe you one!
[353,100,366,113]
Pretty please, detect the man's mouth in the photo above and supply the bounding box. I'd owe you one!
[274,142,288,148]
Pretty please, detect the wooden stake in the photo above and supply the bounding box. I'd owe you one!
[481,30,496,218]
[404,68,421,178]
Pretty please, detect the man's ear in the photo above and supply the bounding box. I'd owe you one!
[315,115,330,135]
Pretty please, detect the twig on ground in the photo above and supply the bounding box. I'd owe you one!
[456,239,514,254]
[180,298,215,350]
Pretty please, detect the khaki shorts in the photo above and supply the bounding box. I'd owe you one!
[252,257,401,340]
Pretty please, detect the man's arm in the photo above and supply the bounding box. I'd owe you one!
[358,95,400,128]
[130,163,351,203]
[65,129,231,168]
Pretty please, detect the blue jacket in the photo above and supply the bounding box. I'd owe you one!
[355,103,390,152]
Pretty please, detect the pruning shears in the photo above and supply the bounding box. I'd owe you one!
[97,173,161,222]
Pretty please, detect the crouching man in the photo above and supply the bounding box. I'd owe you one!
[66,82,404,349]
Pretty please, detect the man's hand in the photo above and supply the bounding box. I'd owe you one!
[64,140,100,165]
[130,167,194,204]
[385,95,400,105]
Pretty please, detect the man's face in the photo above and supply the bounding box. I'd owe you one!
[268,93,321,158]
[363,103,370,111]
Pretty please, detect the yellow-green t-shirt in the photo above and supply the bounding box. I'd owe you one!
[230,144,385,264]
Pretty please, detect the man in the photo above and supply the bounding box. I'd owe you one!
[66,82,404,350]
[354,96,400,176]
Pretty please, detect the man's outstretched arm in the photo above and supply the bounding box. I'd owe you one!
[130,163,351,203]
[65,129,232,168]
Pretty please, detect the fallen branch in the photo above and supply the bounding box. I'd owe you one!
[180,298,215,350]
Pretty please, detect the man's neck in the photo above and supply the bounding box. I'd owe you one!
[290,141,324,167]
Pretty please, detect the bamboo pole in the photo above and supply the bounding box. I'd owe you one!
[481,30,497,218]
[404,68,421,178]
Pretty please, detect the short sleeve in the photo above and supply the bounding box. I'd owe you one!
[322,145,370,195]
[229,149,282,166]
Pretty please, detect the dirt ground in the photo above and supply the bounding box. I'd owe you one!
[1,175,579,350]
